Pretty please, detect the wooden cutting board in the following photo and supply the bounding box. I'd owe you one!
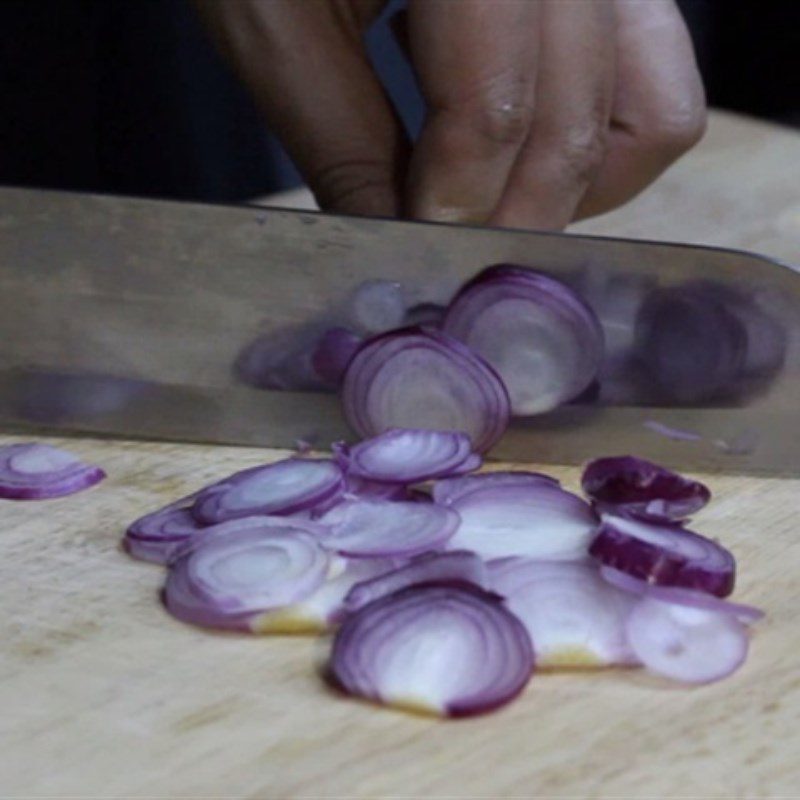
[2,110,800,797]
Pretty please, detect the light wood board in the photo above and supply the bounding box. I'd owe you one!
[2,109,800,798]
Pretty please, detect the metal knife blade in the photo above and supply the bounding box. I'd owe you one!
[0,186,798,475]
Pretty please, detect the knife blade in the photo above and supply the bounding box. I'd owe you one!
[0,186,798,475]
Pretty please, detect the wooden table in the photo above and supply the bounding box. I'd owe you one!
[2,110,799,798]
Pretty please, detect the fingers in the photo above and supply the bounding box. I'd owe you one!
[405,0,540,223]
[575,0,707,219]
[192,0,407,217]
[491,0,616,230]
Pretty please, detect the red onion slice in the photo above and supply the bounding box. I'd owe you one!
[345,428,478,484]
[589,514,736,597]
[192,458,345,524]
[341,327,510,453]
[442,265,604,415]
[344,551,489,613]
[488,558,638,667]
[433,470,560,507]
[0,442,106,500]
[625,593,749,684]
[327,583,534,717]
[124,493,205,564]
[581,456,710,521]
[444,483,598,561]
[316,498,460,558]
[311,327,363,387]
[164,522,331,631]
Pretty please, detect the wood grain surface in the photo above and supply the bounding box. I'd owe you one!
[2,110,800,798]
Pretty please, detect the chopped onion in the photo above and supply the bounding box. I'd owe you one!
[124,493,205,564]
[316,498,460,558]
[625,593,750,684]
[327,583,534,717]
[581,455,710,521]
[192,458,345,524]
[343,550,489,613]
[344,428,478,484]
[442,265,604,415]
[432,470,560,507]
[589,514,735,597]
[341,327,510,453]
[443,483,598,561]
[0,442,105,500]
[488,558,638,668]
[311,327,363,387]
[163,520,331,631]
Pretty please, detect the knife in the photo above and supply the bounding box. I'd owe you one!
[0,186,798,475]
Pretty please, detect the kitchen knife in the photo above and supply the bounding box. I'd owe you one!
[0,186,798,475]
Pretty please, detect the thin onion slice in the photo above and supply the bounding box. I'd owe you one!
[444,483,598,561]
[0,442,106,500]
[442,265,604,415]
[124,493,205,564]
[488,558,638,668]
[625,593,750,684]
[433,470,560,507]
[345,428,478,484]
[344,551,489,613]
[163,520,331,631]
[341,326,510,453]
[316,498,460,558]
[589,514,736,597]
[582,455,710,521]
[327,583,534,717]
[192,458,344,524]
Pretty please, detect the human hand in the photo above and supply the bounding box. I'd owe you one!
[193,0,706,230]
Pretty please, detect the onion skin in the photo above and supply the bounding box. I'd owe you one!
[582,455,710,521]
[327,583,534,718]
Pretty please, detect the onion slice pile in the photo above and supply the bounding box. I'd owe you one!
[164,519,331,631]
[432,470,559,506]
[124,494,205,565]
[442,265,604,415]
[442,482,598,561]
[341,327,510,453]
[590,514,736,597]
[344,550,488,613]
[489,558,638,668]
[192,458,345,524]
[327,583,534,717]
[316,498,460,558]
[0,442,106,500]
[344,428,479,484]
[582,455,710,521]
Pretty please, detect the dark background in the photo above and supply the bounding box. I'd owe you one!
[0,0,797,202]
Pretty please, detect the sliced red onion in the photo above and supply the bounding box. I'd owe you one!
[192,458,345,524]
[581,456,710,521]
[488,558,638,667]
[311,327,363,387]
[251,557,397,633]
[442,265,604,415]
[589,514,735,597]
[345,428,478,484]
[432,470,560,507]
[443,483,598,561]
[341,327,510,454]
[346,279,407,335]
[625,593,750,684]
[343,551,489,613]
[0,442,106,500]
[124,493,205,564]
[316,498,460,558]
[163,522,331,631]
[327,583,534,717]
[599,567,764,625]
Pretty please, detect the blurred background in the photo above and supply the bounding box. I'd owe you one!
[0,0,797,204]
